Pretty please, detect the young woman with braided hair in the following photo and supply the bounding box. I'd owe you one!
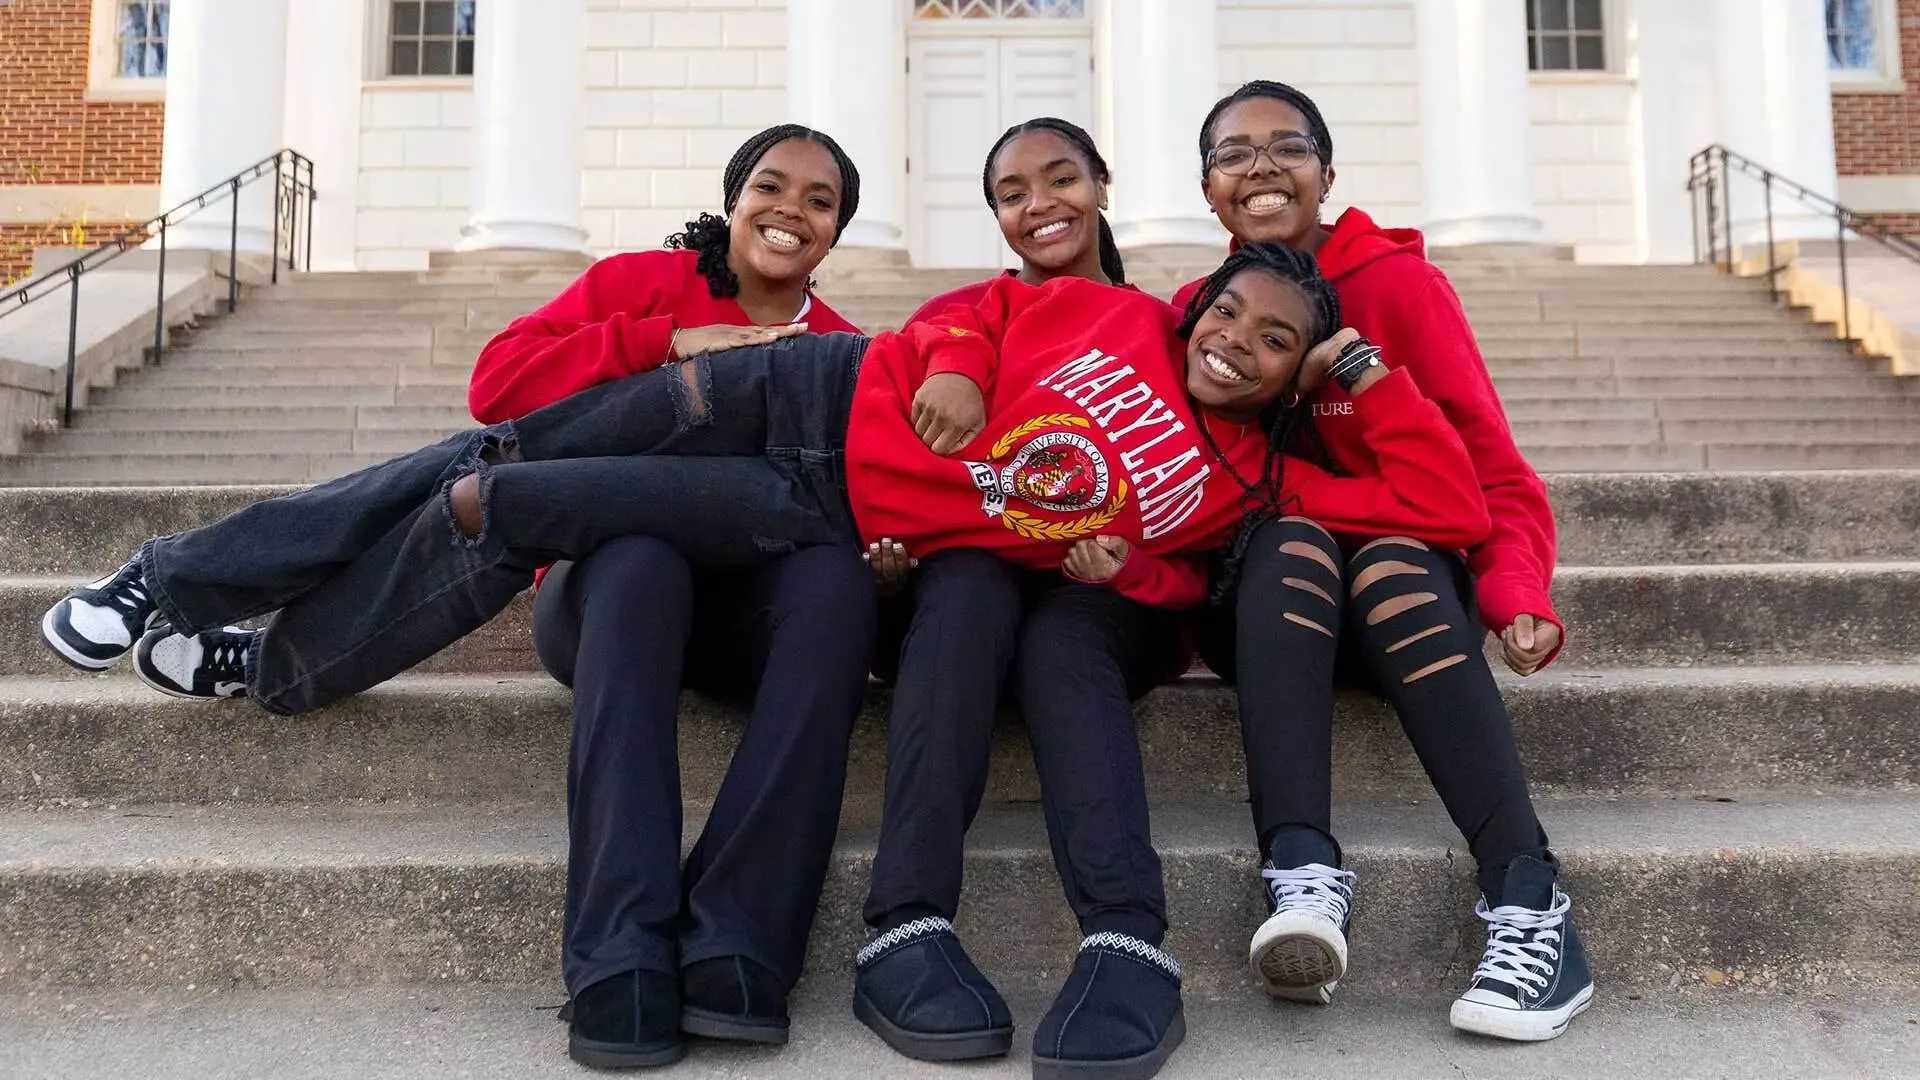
[1173,81,1595,1041]
[40,242,1484,1077]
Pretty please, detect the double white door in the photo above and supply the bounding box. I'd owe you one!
[907,35,1095,268]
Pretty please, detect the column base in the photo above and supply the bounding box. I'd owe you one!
[455,219,591,258]
[1111,218,1230,251]
[1421,214,1552,250]
[1426,241,1575,263]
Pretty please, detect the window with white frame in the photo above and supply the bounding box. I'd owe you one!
[385,0,477,78]
[114,0,168,77]
[1526,0,1605,72]
[1826,0,1903,87]
[912,0,1086,19]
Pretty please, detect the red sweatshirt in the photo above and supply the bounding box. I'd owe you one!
[1172,209,1561,660]
[848,274,1490,608]
[904,271,1143,328]
[468,248,860,424]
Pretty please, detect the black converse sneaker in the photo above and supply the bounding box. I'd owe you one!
[40,558,162,670]
[133,625,257,700]
[1249,862,1355,1003]
[1449,856,1594,1042]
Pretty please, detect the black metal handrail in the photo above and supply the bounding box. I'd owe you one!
[0,149,316,426]
[1688,144,1920,344]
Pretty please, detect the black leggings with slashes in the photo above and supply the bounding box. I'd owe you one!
[1194,515,1554,899]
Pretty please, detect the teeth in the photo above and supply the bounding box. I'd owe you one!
[1204,351,1249,383]
[761,226,802,249]
[1244,192,1294,213]
[1030,221,1070,240]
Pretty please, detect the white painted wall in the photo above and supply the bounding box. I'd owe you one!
[1529,80,1638,261]
[356,86,473,270]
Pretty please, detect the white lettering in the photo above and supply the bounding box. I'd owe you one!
[1065,365,1136,406]
[1134,448,1204,504]
[1110,398,1178,441]
[1040,348,1111,391]
[1118,422,1186,470]
[1085,382,1154,428]
[1141,483,1209,540]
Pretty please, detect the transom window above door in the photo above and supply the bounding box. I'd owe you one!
[913,0,1087,19]
[1526,0,1606,72]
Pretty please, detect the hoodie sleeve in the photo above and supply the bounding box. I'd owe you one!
[468,253,680,422]
[1279,367,1492,550]
[1380,272,1562,659]
[901,276,1049,395]
[1067,548,1210,609]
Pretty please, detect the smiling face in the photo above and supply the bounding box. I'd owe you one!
[989,129,1110,283]
[726,137,843,288]
[1185,268,1316,422]
[1201,97,1333,251]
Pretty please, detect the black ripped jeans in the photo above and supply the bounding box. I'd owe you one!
[137,333,869,715]
[1193,516,1554,899]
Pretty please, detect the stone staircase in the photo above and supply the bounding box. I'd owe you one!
[2,471,1919,1075]
[1,257,1919,485]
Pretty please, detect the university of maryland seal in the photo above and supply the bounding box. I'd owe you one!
[967,414,1129,541]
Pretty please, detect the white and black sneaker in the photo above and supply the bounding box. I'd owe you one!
[1450,855,1594,1042]
[40,558,164,670]
[1249,862,1355,1003]
[133,624,257,700]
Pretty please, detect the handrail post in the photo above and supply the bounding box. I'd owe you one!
[1837,209,1852,344]
[227,176,241,313]
[1762,170,1777,303]
[63,265,81,428]
[153,216,168,363]
[1689,169,1702,265]
[271,152,285,286]
[303,158,316,272]
[1719,149,1735,273]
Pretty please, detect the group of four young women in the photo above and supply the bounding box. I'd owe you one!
[38,80,1592,1079]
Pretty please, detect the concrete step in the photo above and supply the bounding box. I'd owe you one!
[1522,442,1711,472]
[4,665,1916,807]
[27,427,467,456]
[5,983,1915,1080]
[115,366,469,390]
[2,793,1914,993]
[71,405,473,433]
[0,451,401,486]
[174,328,441,351]
[0,472,1912,576]
[83,384,468,410]
[1520,442,1920,472]
[150,346,437,368]
[5,561,1919,677]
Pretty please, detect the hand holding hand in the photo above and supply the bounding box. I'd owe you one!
[912,372,987,456]
[1063,535,1130,583]
[1499,613,1562,676]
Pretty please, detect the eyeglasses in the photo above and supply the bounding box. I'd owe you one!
[1206,137,1319,176]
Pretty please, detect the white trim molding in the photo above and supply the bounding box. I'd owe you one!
[1829,0,1906,93]
[86,0,168,101]
[1837,174,1920,212]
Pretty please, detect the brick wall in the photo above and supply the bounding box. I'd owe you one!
[0,219,141,284]
[1859,211,1920,237]
[0,0,164,187]
[1832,0,1919,175]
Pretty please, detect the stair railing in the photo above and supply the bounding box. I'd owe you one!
[1687,144,1920,344]
[0,149,316,426]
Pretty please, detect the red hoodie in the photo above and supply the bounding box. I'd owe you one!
[848,274,1490,608]
[1172,209,1561,661]
[904,271,1143,328]
[468,248,860,424]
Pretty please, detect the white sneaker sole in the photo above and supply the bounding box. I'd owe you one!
[1248,912,1347,1003]
[40,605,120,671]
[1449,980,1594,1041]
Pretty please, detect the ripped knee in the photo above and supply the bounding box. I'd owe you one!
[447,472,485,539]
[443,424,518,545]
[669,358,713,427]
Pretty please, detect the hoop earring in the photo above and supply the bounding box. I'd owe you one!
[1282,391,1302,409]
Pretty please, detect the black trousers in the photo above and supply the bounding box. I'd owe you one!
[533,535,875,997]
[863,550,1181,945]
[1193,516,1554,900]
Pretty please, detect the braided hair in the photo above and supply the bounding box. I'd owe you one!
[981,117,1126,285]
[1196,80,1334,176]
[663,124,862,299]
[1177,241,1342,602]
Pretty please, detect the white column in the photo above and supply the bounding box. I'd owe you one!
[1625,0,1720,263]
[156,0,291,255]
[1106,0,1223,249]
[786,0,907,251]
[1712,0,1842,246]
[455,0,588,255]
[1414,0,1547,247]
[282,0,367,272]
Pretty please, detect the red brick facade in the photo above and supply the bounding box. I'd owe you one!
[0,0,165,187]
[1832,0,1920,176]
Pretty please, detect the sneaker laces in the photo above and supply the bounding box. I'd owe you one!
[1468,889,1571,998]
[1262,863,1356,924]
[202,629,254,680]
[95,563,151,617]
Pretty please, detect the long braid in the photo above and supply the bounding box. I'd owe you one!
[1177,242,1342,602]
[1197,79,1335,176]
[981,117,1127,285]
[663,124,863,298]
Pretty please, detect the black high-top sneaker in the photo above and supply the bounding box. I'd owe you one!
[1449,855,1595,1041]
[40,558,162,670]
[1032,933,1185,1080]
[852,916,1014,1062]
[1249,862,1356,1004]
[133,625,258,700]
